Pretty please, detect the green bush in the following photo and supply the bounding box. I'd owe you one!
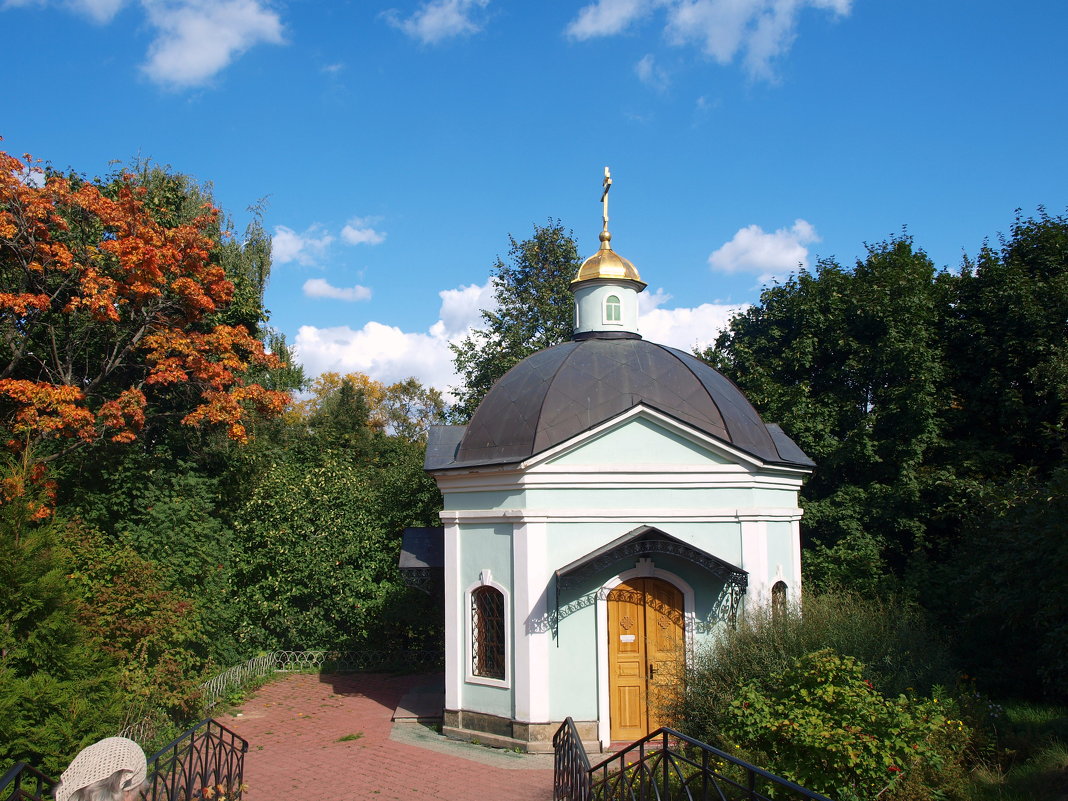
[678,590,954,745]
[719,649,968,801]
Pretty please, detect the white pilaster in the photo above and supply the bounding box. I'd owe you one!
[792,518,804,596]
[740,520,769,609]
[512,519,550,723]
[443,519,462,711]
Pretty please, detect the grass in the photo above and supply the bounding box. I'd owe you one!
[336,732,363,742]
[964,702,1068,801]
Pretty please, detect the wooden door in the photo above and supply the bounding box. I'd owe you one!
[607,578,685,742]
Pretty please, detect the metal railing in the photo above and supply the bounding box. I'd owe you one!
[143,719,248,801]
[0,719,246,801]
[553,719,836,801]
[553,718,592,801]
[0,761,53,801]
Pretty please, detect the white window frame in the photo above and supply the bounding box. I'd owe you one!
[603,294,622,324]
[464,570,511,688]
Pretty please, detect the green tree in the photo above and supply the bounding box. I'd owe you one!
[231,376,442,653]
[702,236,948,589]
[0,461,122,775]
[941,209,1068,477]
[450,220,579,418]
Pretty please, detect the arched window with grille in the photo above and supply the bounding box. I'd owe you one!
[471,585,506,680]
[604,294,621,323]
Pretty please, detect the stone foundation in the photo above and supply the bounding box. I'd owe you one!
[442,709,602,754]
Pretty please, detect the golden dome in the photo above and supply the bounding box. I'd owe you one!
[572,231,646,288]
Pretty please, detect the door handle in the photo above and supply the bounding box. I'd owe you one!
[648,663,655,680]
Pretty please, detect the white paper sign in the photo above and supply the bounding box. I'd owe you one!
[620,634,636,642]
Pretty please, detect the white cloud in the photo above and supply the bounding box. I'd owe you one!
[709,219,818,283]
[272,224,334,267]
[293,279,495,395]
[2,0,126,21]
[141,0,284,88]
[4,0,284,86]
[567,0,851,80]
[387,0,489,44]
[70,0,127,23]
[566,0,651,39]
[635,53,669,90]
[639,300,747,352]
[303,278,373,302]
[340,217,386,246]
[431,281,496,338]
[295,322,458,391]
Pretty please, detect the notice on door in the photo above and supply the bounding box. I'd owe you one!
[620,634,636,642]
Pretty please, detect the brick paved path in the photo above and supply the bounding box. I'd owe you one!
[217,673,554,801]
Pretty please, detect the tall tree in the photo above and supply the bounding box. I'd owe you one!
[702,236,948,589]
[291,371,448,441]
[941,209,1068,476]
[450,220,579,418]
[0,150,290,469]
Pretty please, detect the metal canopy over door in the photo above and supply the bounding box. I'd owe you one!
[607,577,685,742]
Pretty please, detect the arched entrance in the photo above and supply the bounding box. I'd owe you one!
[607,577,685,742]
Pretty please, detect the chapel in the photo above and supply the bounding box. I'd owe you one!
[400,169,814,753]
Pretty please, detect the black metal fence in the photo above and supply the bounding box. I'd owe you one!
[143,719,247,801]
[0,719,247,801]
[553,719,836,801]
[0,761,53,801]
[553,717,592,801]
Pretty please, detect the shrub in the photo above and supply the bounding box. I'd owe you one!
[678,590,954,745]
[718,649,969,801]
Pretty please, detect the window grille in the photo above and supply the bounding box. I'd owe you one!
[471,586,505,679]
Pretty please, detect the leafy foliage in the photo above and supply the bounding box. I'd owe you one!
[702,236,948,588]
[231,374,443,652]
[0,479,123,775]
[290,371,449,441]
[450,220,579,418]
[0,150,290,461]
[928,467,1068,701]
[63,526,210,722]
[676,590,954,746]
[719,649,966,801]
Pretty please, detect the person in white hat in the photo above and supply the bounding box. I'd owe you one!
[53,737,148,801]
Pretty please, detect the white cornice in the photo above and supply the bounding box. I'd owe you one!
[435,470,804,493]
[438,507,805,524]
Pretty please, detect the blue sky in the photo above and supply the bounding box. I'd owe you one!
[3,0,1066,394]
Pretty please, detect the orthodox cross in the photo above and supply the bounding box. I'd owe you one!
[601,166,612,234]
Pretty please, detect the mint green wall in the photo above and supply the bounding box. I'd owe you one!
[546,521,741,719]
[458,523,514,718]
[445,490,524,511]
[547,417,731,466]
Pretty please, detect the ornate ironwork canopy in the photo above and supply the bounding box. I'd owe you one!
[555,525,748,593]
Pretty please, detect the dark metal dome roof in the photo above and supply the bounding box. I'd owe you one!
[427,336,813,471]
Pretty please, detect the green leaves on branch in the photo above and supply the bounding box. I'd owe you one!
[450,220,579,419]
[720,649,966,801]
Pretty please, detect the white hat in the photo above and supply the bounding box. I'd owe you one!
[55,737,147,801]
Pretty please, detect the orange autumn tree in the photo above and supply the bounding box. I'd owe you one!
[0,150,290,479]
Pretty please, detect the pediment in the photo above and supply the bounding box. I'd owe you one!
[533,406,761,471]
